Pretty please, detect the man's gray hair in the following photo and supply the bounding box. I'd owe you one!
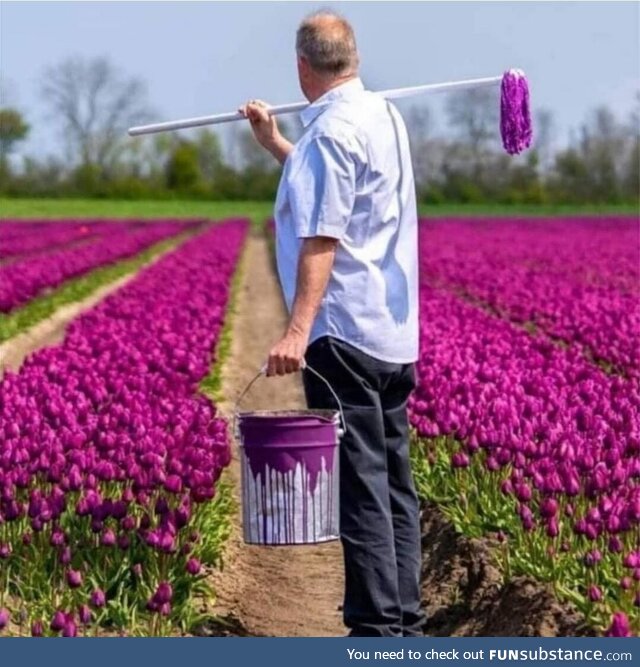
[296,11,359,76]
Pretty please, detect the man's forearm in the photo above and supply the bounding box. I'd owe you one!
[288,237,338,338]
[267,135,294,165]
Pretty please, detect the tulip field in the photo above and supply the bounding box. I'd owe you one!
[0,220,192,313]
[0,219,247,636]
[0,213,638,637]
[409,217,639,637]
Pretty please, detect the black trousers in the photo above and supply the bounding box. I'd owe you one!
[302,336,425,637]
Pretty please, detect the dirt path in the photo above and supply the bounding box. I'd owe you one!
[210,232,344,637]
[0,273,138,377]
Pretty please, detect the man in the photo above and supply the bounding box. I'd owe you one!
[239,11,424,638]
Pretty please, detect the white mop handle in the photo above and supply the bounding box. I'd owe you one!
[128,75,502,136]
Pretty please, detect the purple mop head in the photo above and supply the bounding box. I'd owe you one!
[500,69,533,155]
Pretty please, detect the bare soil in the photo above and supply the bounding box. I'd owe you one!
[207,232,345,637]
[420,502,592,637]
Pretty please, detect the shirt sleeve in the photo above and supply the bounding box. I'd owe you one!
[288,134,357,240]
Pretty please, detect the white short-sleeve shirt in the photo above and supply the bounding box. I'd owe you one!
[274,77,419,364]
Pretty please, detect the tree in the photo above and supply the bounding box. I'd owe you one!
[579,106,627,202]
[0,108,29,156]
[41,56,152,176]
[533,108,555,174]
[239,128,279,171]
[446,87,499,184]
[195,129,224,184]
[0,108,29,188]
[622,92,640,202]
[166,141,201,191]
[405,105,434,193]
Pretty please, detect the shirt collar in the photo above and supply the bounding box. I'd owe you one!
[299,77,365,128]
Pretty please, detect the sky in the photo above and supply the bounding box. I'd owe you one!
[1,0,639,162]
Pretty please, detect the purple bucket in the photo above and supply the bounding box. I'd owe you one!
[235,369,343,545]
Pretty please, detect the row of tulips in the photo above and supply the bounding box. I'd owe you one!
[0,221,127,262]
[0,221,192,313]
[0,221,70,242]
[0,219,248,635]
[419,218,640,376]
[409,223,639,635]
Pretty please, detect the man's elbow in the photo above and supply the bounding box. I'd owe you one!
[303,235,340,254]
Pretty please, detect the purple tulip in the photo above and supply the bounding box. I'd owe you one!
[159,532,175,553]
[583,550,602,567]
[90,589,106,608]
[605,612,631,637]
[50,530,65,547]
[155,582,173,604]
[154,497,170,516]
[515,483,532,502]
[31,620,44,637]
[66,569,83,589]
[164,475,183,494]
[451,452,470,468]
[608,536,623,553]
[540,498,559,518]
[62,621,77,638]
[186,558,201,575]
[50,610,66,632]
[121,515,136,532]
[500,479,513,496]
[0,543,11,559]
[100,529,116,547]
[620,577,632,590]
[0,608,9,631]
[587,585,602,602]
[78,605,92,625]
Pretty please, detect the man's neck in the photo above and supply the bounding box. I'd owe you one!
[308,73,358,103]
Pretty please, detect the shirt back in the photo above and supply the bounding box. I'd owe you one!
[274,78,419,364]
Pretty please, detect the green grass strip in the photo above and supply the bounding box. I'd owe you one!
[0,198,275,227]
[0,234,189,344]
[1,198,638,224]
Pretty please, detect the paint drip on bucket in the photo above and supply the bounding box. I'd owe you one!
[238,411,341,545]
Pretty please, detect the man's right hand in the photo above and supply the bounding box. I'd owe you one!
[237,99,293,164]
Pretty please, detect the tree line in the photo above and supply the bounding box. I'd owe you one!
[0,56,638,205]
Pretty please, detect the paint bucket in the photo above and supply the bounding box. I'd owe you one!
[234,365,344,546]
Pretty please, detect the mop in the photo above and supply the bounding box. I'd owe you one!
[128,69,533,155]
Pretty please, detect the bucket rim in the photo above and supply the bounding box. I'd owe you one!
[237,409,340,423]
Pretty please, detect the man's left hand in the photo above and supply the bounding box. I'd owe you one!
[266,329,309,376]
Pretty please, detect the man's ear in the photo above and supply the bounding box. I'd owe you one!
[298,55,310,78]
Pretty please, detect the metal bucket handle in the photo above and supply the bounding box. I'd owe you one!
[233,361,346,439]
